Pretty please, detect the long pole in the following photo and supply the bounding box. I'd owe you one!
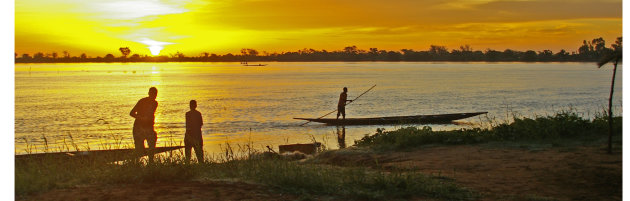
[300,85,376,126]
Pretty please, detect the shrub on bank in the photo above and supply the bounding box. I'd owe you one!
[355,111,622,150]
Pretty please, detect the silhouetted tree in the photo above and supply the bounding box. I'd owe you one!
[578,40,590,54]
[538,50,553,61]
[522,50,537,61]
[592,37,607,57]
[502,49,518,61]
[578,40,594,60]
[34,52,45,59]
[343,46,359,55]
[21,54,31,59]
[460,45,472,52]
[555,49,570,61]
[173,51,185,59]
[80,53,87,59]
[51,52,58,59]
[400,49,416,60]
[597,39,622,154]
[451,45,473,61]
[240,49,259,61]
[240,49,259,56]
[224,53,235,61]
[119,47,131,58]
[429,45,448,60]
[429,45,448,55]
[485,49,500,61]
[611,37,622,52]
[386,51,401,61]
[63,51,70,58]
[104,54,115,60]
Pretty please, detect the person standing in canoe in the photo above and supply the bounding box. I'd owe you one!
[185,100,204,163]
[337,87,353,119]
[129,87,158,162]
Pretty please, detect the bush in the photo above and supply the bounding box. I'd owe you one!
[355,111,621,150]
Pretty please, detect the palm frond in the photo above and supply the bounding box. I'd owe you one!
[597,51,622,68]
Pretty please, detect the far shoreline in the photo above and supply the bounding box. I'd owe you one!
[14,60,604,64]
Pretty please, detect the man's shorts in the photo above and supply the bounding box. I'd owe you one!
[337,105,346,116]
[133,125,157,149]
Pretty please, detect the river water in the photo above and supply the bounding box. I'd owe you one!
[14,62,622,154]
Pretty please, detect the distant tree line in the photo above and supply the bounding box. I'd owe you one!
[15,37,621,63]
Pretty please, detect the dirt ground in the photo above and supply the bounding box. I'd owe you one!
[18,180,303,201]
[18,144,621,201]
[394,145,621,201]
[316,144,622,201]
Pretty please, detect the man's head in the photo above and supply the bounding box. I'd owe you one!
[148,87,158,99]
[343,87,347,92]
[190,100,197,110]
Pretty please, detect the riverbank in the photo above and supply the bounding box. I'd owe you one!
[18,140,621,201]
[16,112,622,201]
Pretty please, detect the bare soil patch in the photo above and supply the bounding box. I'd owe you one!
[17,144,621,201]
[17,180,302,201]
[316,144,622,201]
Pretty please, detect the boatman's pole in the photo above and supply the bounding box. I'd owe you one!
[300,85,376,126]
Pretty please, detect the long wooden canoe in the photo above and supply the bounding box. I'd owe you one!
[294,112,487,125]
[15,146,184,163]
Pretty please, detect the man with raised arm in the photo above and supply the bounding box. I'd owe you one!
[337,87,353,119]
[130,87,158,162]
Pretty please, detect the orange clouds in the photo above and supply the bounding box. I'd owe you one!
[15,0,622,56]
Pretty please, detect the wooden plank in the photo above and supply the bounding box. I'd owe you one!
[15,146,185,163]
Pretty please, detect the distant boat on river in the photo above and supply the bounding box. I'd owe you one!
[241,61,267,66]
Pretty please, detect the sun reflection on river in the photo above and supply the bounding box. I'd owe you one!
[14,62,622,155]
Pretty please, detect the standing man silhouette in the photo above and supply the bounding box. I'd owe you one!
[130,87,158,162]
[185,100,204,163]
[337,87,353,119]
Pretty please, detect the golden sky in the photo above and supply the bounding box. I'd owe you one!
[15,0,622,56]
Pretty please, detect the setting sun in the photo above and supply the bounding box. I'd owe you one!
[15,0,622,57]
[139,38,172,55]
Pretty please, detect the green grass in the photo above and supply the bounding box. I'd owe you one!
[16,149,477,201]
[354,111,622,151]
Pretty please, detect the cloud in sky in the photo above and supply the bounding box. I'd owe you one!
[15,0,622,56]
